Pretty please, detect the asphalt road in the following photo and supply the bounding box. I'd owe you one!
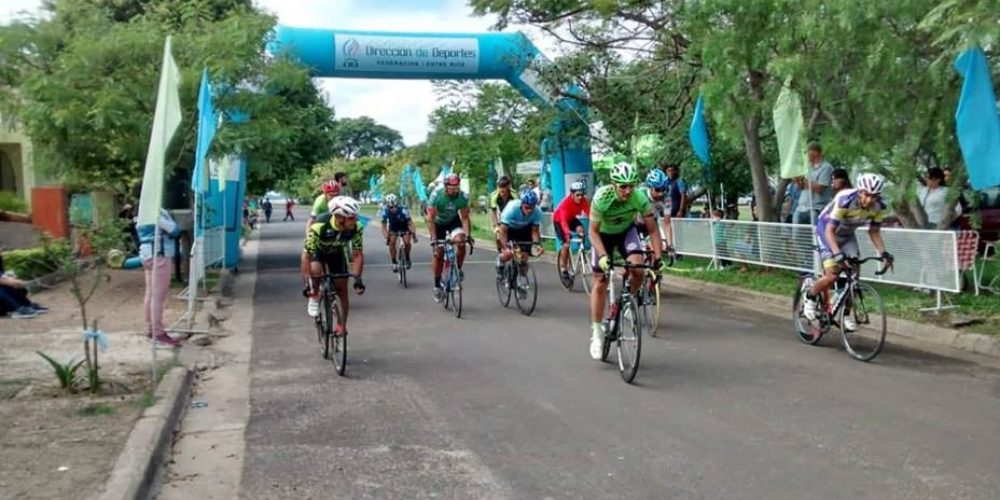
[240,210,1000,500]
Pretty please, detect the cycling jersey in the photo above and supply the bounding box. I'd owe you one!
[488,189,516,214]
[815,188,887,240]
[304,213,365,255]
[380,206,412,228]
[590,185,653,234]
[428,187,470,225]
[500,201,541,230]
[311,194,330,218]
[637,186,668,218]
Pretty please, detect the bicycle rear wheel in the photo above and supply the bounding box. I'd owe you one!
[639,270,661,337]
[617,297,642,383]
[514,262,538,316]
[841,282,886,361]
[792,278,825,345]
[452,266,463,318]
[496,263,512,307]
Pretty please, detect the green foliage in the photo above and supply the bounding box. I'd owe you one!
[36,352,86,392]
[76,403,115,416]
[1,239,73,280]
[0,192,28,213]
[332,116,404,160]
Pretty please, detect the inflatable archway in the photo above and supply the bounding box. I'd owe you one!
[268,26,593,202]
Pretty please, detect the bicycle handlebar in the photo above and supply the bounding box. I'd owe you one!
[431,238,475,254]
[844,255,892,276]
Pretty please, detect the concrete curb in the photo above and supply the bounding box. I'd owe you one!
[663,273,1000,359]
[100,366,194,500]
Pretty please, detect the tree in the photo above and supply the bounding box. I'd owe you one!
[0,0,335,197]
[331,116,405,160]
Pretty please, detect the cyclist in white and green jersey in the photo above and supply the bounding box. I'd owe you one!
[588,162,663,360]
[300,180,340,295]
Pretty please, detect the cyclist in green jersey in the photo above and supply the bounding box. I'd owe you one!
[426,173,472,298]
[304,196,366,335]
[488,176,516,251]
[300,180,340,292]
[588,162,663,360]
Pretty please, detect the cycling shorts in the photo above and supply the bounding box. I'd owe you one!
[309,247,349,275]
[817,234,859,271]
[434,217,465,241]
[554,217,584,244]
[590,226,643,273]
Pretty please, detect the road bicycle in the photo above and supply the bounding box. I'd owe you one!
[557,234,592,295]
[792,255,891,362]
[600,259,658,384]
[390,230,413,288]
[313,265,356,376]
[496,241,540,316]
[635,244,674,338]
[432,237,474,318]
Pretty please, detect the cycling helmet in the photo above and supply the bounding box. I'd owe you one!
[444,173,460,186]
[645,168,669,190]
[328,196,360,217]
[520,189,539,207]
[856,173,886,195]
[321,180,339,194]
[609,162,639,184]
[384,194,398,207]
[497,175,511,187]
[570,181,586,193]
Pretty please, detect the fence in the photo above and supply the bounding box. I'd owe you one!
[672,219,961,293]
[204,225,225,267]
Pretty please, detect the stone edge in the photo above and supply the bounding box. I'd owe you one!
[99,366,194,500]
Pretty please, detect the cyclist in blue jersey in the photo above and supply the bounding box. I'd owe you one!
[380,194,417,272]
[803,173,894,329]
[498,190,545,267]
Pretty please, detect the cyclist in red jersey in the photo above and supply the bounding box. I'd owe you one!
[553,181,591,282]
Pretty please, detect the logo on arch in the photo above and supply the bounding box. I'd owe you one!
[342,38,361,58]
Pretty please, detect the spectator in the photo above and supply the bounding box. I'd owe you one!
[710,209,733,269]
[943,167,971,214]
[832,168,851,193]
[794,143,835,225]
[139,208,182,348]
[0,251,47,319]
[783,182,801,223]
[284,197,296,221]
[665,164,688,217]
[335,172,351,196]
[262,198,273,223]
[918,167,962,229]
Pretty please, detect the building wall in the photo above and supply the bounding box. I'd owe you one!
[0,114,36,211]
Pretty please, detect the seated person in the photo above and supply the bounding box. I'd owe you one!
[0,252,47,319]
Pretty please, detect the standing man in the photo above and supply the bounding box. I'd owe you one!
[665,164,688,218]
[795,143,835,225]
[140,208,182,348]
[335,172,351,197]
[426,174,471,300]
[262,197,273,223]
[284,197,296,221]
[488,176,517,252]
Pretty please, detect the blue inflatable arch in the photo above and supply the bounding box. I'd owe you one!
[268,26,593,202]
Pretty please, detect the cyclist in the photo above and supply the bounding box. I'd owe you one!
[489,176,517,252]
[498,189,545,268]
[301,180,341,292]
[304,196,366,336]
[637,168,675,254]
[380,194,417,272]
[588,162,662,359]
[552,181,590,281]
[426,173,472,299]
[803,173,894,331]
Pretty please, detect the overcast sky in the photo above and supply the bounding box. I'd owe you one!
[1,0,557,146]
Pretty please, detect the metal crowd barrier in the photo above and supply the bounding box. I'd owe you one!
[204,225,225,267]
[668,218,961,293]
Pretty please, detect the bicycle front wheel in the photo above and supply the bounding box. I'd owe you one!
[617,297,642,383]
[398,245,407,288]
[557,250,575,292]
[640,270,661,337]
[841,282,886,362]
[330,293,346,376]
[451,267,463,318]
[515,262,538,316]
[579,251,593,296]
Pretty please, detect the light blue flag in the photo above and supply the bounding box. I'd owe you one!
[689,94,711,166]
[954,48,1000,190]
[414,168,428,201]
[400,164,413,198]
[191,68,217,195]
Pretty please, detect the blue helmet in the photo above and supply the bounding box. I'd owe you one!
[520,189,539,207]
[646,168,669,190]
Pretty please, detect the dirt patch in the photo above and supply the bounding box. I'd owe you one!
[0,266,189,499]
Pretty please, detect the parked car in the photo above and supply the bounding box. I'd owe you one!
[958,186,1000,251]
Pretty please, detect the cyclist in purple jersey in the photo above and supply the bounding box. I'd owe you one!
[803,173,894,327]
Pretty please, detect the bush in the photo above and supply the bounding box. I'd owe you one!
[1,240,73,280]
[0,192,27,213]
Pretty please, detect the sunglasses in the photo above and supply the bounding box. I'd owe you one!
[615,183,635,191]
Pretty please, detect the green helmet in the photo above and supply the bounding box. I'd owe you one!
[609,162,639,184]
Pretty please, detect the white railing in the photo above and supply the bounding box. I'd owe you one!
[670,219,961,293]
[204,225,225,267]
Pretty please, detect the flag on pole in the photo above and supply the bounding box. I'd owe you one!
[414,168,428,201]
[774,78,808,179]
[191,68,217,195]
[689,94,712,181]
[954,47,1000,190]
[137,36,182,225]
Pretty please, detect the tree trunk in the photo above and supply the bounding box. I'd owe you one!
[742,70,777,222]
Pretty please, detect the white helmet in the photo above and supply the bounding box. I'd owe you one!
[856,173,886,195]
[570,181,586,193]
[328,196,360,217]
[385,193,399,207]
